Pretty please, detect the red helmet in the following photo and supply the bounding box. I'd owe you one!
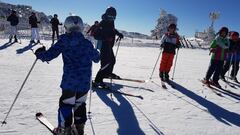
[230,31,239,40]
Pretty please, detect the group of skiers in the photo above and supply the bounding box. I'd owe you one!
[202,27,240,88]
[6,10,62,44]
[5,6,240,135]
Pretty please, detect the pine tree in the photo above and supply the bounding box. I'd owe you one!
[151,9,178,39]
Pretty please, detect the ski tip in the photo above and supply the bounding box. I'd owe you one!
[138,96,144,100]
[36,112,43,117]
[144,80,150,83]
[1,121,7,126]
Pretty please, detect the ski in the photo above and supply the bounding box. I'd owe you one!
[36,112,55,134]
[94,88,143,99]
[104,77,146,83]
[160,80,167,89]
[199,79,223,96]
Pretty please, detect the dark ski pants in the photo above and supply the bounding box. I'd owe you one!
[222,59,240,78]
[95,44,115,83]
[52,28,59,42]
[205,59,224,82]
[58,90,88,128]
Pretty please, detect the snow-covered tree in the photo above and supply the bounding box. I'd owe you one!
[151,9,178,39]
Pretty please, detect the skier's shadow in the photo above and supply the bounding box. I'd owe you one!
[169,80,240,127]
[16,43,37,54]
[95,83,146,135]
[0,42,15,50]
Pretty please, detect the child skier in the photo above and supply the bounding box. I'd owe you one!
[34,15,100,135]
[221,31,239,82]
[203,27,230,88]
[93,6,124,88]
[159,23,181,83]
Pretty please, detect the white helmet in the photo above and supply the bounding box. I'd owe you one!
[64,15,83,33]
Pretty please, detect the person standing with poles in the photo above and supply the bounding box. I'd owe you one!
[159,23,180,86]
[34,15,100,135]
[7,10,19,43]
[202,27,229,88]
[221,31,239,82]
[50,14,62,44]
[29,12,41,44]
[93,6,124,89]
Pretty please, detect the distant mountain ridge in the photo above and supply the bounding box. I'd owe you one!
[0,1,150,39]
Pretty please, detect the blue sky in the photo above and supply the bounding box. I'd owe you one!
[2,0,240,37]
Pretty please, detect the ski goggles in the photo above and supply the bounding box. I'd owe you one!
[107,15,116,21]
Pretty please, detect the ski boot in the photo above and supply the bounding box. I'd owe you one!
[53,127,72,135]
[202,78,210,86]
[14,35,18,43]
[159,72,164,81]
[211,80,222,89]
[30,40,35,44]
[220,75,226,82]
[72,124,85,135]
[9,36,12,43]
[108,73,121,79]
[92,81,110,89]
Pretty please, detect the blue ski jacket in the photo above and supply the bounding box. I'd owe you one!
[37,32,100,92]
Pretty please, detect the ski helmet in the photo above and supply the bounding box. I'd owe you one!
[219,27,229,34]
[64,15,83,33]
[230,31,239,40]
[105,6,117,16]
[168,23,177,30]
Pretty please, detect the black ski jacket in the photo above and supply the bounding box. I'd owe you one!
[29,15,39,28]
[50,18,60,30]
[7,14,19,26]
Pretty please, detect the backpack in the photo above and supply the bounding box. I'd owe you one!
[92,25,102,40]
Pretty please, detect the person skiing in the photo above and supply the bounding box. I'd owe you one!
[34,15,100,135]
[87,21,99,36]
[203,27,230,88]
[93,6,124,88]
[159,23,181,83]
[29,12,41,44]
[7,10,19,43]
[50,14,62,44]
[221,31,240,82]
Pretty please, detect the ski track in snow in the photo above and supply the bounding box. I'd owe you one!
[0,38,239,135]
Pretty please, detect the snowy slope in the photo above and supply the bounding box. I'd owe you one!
[0,38,239,135]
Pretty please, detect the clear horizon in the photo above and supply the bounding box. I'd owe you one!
[2,0,240,37]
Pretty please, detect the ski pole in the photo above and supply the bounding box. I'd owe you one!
[171,48,179,80]
[88,65,93,115]
[148,48,162,81]
[225,53,234,89]
[233,52,237,80]
[1,58,38,126]
[115,37,121,58]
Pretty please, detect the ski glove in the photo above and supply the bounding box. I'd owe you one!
[35,46,46,57]
[118,33,124,39]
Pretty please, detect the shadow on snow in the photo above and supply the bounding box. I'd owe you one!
[169,80,240,127]
[95,83,146,135]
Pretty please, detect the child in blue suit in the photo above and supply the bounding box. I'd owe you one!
[35,15,100,135]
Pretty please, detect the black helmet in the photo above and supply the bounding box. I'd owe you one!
[219,27,229,34]
[11,10,16,14]
[54,14,58,17]
[105,6,117,16]
[168,23,177,29]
